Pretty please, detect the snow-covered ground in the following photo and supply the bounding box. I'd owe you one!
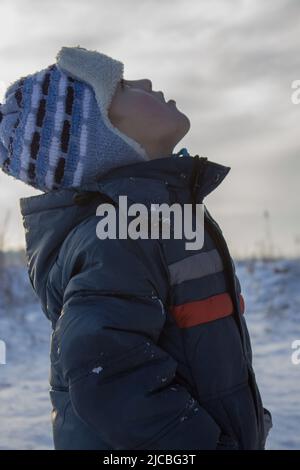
[235,258,300,450]
[0,266,53,450]
[0,258,299,450]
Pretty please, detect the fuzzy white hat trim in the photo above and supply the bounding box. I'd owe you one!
[56,45,149,160]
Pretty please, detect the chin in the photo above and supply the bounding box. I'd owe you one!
[183,114,191,133]
[176,112,191,139]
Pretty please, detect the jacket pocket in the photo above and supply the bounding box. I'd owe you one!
[201,382,259,450]
[201,393,240,449]
[216,433,239,450]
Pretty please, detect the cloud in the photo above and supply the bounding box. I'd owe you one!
[0,0,299,256]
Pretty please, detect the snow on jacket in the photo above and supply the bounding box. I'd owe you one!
[19,154,272,450]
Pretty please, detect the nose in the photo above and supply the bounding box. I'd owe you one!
[141,79,152,92]
[140,79,165,103]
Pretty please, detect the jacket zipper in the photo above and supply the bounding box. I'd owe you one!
[203,206,265,449]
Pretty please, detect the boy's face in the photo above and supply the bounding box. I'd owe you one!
[108,78,190,160]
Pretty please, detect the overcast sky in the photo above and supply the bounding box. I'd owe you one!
[0,0,299,257]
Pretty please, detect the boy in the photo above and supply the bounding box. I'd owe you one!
[0,45,272,450]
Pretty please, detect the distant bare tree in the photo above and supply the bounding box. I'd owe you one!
[0,209,11,269]
[262,209,274,260]
[294,235,300,258]
[0,210,12,305]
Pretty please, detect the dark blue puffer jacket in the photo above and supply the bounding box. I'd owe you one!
[19,154,272,450]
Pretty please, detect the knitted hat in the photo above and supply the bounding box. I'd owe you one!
[0,45,149,191]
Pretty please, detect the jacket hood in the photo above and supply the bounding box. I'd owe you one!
[19,153,230,319]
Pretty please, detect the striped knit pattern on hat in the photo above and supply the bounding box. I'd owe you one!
[0,46,149,192]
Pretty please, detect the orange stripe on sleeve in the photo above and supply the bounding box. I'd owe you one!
[170,292,245,328]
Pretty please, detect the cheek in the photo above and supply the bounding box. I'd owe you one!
[134,95,175,123]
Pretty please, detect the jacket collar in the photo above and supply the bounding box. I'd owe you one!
[78,154,231,208]
[20,153,231,216]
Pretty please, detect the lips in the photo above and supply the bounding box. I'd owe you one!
[157,90,175,104]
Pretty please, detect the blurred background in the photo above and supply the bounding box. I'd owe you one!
[0,0,299,450]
